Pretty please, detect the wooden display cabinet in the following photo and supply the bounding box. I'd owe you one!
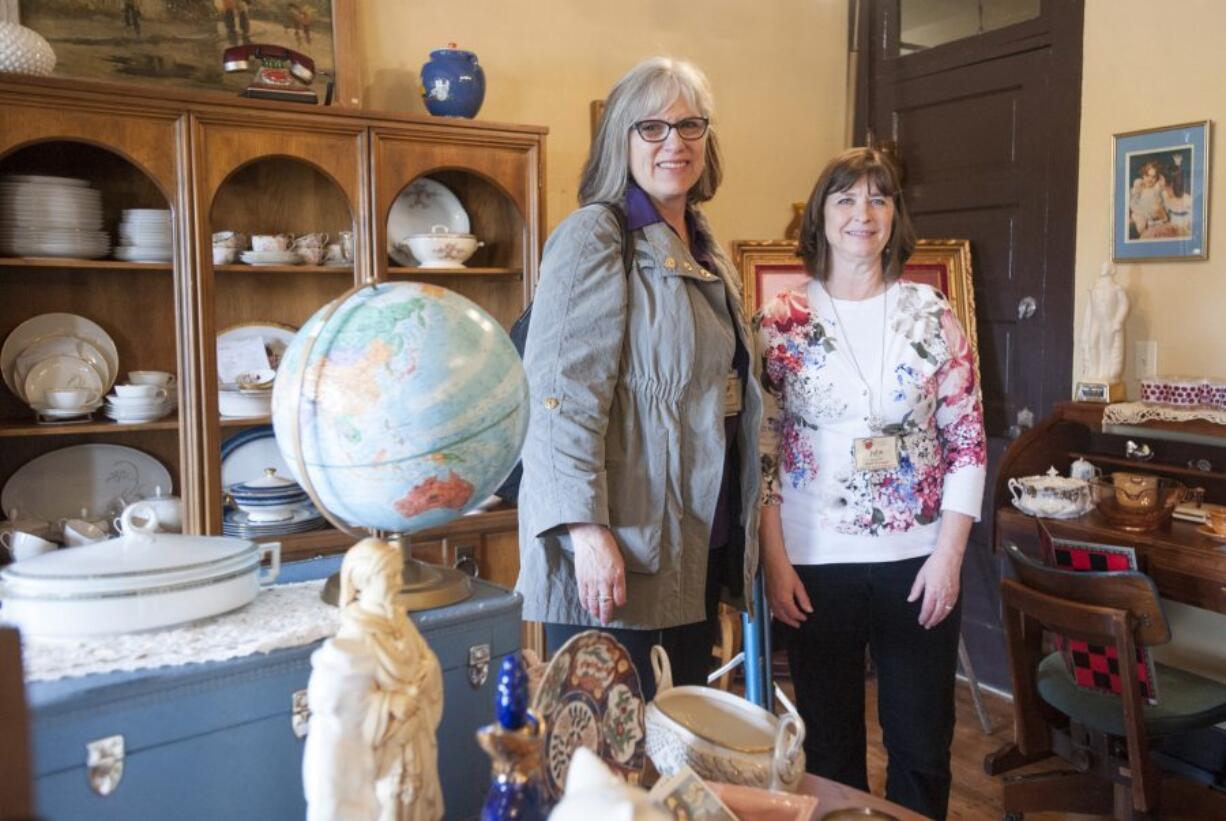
[0,76,545,592]
[995,401,1226,614]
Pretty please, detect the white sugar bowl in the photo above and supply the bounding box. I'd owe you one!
[643,646,806,792]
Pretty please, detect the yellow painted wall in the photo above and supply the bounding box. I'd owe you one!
[1075,0,1226,680]
[354,0,848,244]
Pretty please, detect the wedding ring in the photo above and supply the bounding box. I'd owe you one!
[943,603,954,610]
[598,595,612,602]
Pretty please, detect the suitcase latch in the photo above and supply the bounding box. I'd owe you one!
[86,734,125,797]
[468,643,491,689]
[292,689,311,739]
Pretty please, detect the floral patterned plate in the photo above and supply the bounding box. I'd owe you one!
[531,630,647,803]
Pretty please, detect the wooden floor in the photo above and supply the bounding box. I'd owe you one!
[818,677,1226,820]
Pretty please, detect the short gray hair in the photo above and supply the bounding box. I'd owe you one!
[578,57,723,206]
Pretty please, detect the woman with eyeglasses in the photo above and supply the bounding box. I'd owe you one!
[516,57,763,698]
[755,147,986,819]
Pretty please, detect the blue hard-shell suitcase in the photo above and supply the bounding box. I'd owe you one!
[26,556,520,820]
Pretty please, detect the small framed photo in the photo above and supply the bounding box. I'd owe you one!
[730,240,808,316]
[1112,120,1212,262]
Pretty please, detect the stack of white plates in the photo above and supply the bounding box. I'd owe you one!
[115,209,172,262]
[104,392,177,424]
[1,313,118,415]
[0,174,110,259]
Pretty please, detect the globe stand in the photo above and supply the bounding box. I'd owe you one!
[320,535,473,611]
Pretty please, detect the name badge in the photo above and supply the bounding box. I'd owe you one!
[853,435,900,471]
[724,372,743,416]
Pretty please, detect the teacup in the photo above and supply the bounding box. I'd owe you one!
[61,518,107,547]
[297,245,325,265]
[213,246,238,266]
[212,230,248,250]
[46,387,100,410]
[128,370,175,387]
[1,529,58,561]
[1206,509,1226,536]
[114,383,167,400]
[292,232,328,249]
[324,242,345,264]
[251,233,294,253]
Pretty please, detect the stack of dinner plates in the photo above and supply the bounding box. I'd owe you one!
[0,174,110,259]
[114,209,172,262]
[221,505,327,538]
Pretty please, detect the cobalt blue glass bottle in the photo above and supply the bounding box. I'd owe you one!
[420,43,486,118]
[477,654,545,820]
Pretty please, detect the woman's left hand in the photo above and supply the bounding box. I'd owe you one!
[906,511,973,629]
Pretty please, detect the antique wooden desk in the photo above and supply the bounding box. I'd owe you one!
[994,402,1226,615]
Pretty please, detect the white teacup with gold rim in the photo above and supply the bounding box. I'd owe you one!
[46,387,100,410]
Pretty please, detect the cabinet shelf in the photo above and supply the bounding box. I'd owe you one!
[0,257,172,271]
[387,266,522,278]
[215,263,354,275]
[0,414,179,437]
[220,415,271,428]
[1058,401,1226,446]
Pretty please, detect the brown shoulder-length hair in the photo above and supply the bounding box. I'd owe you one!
[797,147,916,282]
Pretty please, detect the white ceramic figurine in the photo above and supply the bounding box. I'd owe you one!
[304,538,444,821]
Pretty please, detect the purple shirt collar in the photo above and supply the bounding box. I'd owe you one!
[624,182,710,264]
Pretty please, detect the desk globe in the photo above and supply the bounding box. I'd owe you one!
[271,282,528,608]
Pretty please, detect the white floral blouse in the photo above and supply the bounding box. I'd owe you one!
[754,280,987,565]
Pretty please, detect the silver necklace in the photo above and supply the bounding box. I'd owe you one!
[825,283,889,433]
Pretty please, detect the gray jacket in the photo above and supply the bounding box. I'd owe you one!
[516,203,763,629]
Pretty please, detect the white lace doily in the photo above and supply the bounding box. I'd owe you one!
[1102,401,1226,428]
[18,580,339,683]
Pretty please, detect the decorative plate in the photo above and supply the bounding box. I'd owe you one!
[2,312,118,400]
[1196,524,1226,542]
[14,334,111,399]
[216,322,298,382]
[1,443,173,523]
[23,354,103,407]
[531,630,647,803]
[386,177,470,267]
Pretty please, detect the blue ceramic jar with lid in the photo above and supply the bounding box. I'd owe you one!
[420,43,485,118]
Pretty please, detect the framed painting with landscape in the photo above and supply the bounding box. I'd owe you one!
[16,0,359,106]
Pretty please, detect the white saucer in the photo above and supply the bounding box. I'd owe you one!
[240,250,301,266]
[1010,497,1092,519]
[32,404,99,419]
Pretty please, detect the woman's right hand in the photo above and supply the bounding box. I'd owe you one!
[568,523,626,625]
[759,506,811,628]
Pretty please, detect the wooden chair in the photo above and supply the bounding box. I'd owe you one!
[985,542,1226,819]
[0,627,34,819]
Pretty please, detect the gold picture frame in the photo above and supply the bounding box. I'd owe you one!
[732,237,979,363]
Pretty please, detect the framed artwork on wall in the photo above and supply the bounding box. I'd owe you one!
[1112,120,1211,262]
[732,238,978,358]
[16,0,360,107]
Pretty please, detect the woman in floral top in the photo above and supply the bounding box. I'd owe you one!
[755,148,986,820]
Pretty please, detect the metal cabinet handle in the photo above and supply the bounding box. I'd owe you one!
[1017,296,1037,320]
[1007,407,1035,439]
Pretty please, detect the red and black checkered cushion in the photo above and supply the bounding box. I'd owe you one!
[1038,529,1160,705]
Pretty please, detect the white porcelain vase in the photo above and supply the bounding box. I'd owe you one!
[0,21,56,77]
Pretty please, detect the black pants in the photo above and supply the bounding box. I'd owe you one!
[544,547,723,703]
[782,555,961,820]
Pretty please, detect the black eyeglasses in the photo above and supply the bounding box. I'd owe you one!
[631,117,710,143]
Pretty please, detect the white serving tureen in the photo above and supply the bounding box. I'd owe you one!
[1007,466,1091,518]
[644,646,805,792]
[0,503,280,637]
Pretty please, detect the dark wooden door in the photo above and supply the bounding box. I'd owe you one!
[855,0,1084,688]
